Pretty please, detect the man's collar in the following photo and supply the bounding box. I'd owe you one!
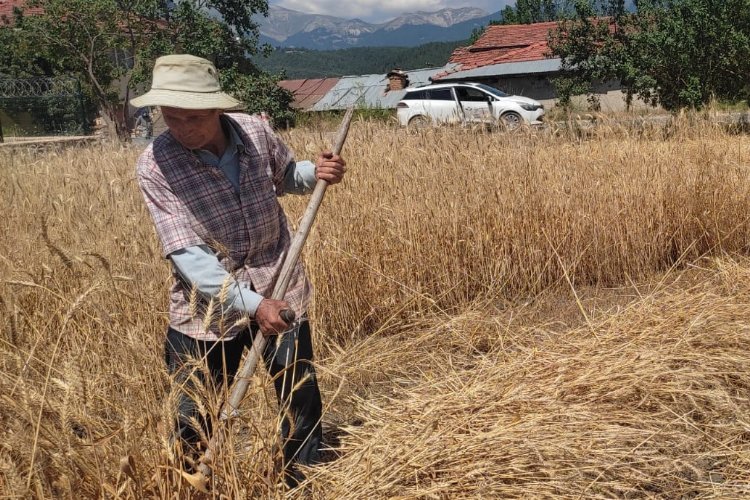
[191,115,244,160]
[221,114,245,153]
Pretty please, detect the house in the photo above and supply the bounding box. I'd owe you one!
[311,66,453,111]
[279,20,640,113]
[277,78,341,110]
[432,21,632,112]
[280,66,455,112]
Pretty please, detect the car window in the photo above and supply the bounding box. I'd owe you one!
[476,83,509,98]
[427,88,454,100]
[456,87,490,102]
[405,90,427,100]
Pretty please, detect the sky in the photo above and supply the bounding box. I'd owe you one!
[270,0,514,23]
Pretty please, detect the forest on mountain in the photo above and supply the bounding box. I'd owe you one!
[253,40,465,79]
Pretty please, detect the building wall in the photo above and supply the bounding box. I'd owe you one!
[493,74,559,102]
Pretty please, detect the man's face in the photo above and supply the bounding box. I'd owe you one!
[161,107,222,150]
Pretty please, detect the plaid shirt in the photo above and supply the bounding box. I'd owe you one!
[136,113,311,340]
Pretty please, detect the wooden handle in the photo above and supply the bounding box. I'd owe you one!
[193,108,355,483]
[280,309,295,324]
[233,106,354,398]
[271,107,355,299]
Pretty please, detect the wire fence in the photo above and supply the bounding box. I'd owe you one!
[0,77,91,142]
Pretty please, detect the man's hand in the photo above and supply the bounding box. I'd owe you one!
[315,151,347,185]
[255,298,292,336]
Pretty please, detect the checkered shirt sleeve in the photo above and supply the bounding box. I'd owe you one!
[136,146,205,257]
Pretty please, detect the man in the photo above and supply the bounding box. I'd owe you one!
[133,107,153,138]
[131,54,346,486]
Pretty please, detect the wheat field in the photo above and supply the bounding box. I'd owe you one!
[1,116,750,498]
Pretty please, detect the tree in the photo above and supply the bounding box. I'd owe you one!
[0,9,51,78]
[548,1,623,108]
[0,8,98,135]
[549,0,750,110]
[2,0,294,139]
[123,0,288,131]
[624,0,750,109]
[501,0,561,24]
[219,67,295,127]
[255,41,464,80]
[496,0,626,26]
[22,0,131,136]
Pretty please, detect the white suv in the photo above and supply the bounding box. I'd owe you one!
[396,82,544,129]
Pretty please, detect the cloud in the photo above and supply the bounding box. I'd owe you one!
[271,0,507,23]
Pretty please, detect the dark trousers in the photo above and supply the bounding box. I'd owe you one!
[164,321,323,482]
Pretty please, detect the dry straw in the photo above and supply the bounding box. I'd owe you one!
[0,115,748,497]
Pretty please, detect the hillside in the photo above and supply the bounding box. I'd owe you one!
[257,6,499,50]
[254,40,464,79]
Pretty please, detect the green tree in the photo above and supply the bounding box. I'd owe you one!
[255,41,465,79]
[548,1,621,108]
[23,0,130,135]
[219,68,295,126]
[0,9,98,135]
[468,26,486,45]
[549,0,750,110]
[125,0,293,128]
[0,9,50,77]
[625,0,750,109]
[501,0,561,24]
[498,0,625,25]
[2,0,293,139]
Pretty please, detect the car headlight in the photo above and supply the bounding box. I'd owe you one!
[520,103,542,111]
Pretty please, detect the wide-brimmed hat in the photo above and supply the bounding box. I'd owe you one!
[130,54,242,110]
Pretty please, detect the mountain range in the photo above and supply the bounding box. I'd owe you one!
[257,6,500,50]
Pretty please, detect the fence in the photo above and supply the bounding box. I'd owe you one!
[0,77,91,142]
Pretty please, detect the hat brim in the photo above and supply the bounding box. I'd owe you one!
[130,89,242,110]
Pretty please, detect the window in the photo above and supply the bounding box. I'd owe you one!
[405,90,427,100]
[427,88,454,100]
[476,84,508,98]
[456,86,490,102]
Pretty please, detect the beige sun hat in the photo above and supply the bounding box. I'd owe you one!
[130,54,242,110]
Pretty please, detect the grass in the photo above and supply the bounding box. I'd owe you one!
[0,116,749,497]
[293,107,397,130]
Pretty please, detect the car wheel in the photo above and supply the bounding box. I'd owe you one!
[500,112,523,131]
[408,115,430,128]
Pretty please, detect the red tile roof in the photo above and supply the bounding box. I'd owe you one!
[449,22,559,68]
[0,0,42,24]
[448,40,552,69]
[433,21,562,81]
[471,21,559,52]
[278,78,340,110]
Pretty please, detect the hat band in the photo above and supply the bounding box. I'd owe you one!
[151,86,224,94]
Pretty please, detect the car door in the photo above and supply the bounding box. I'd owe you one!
[425,87,460,124]
[455,86,493,123]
